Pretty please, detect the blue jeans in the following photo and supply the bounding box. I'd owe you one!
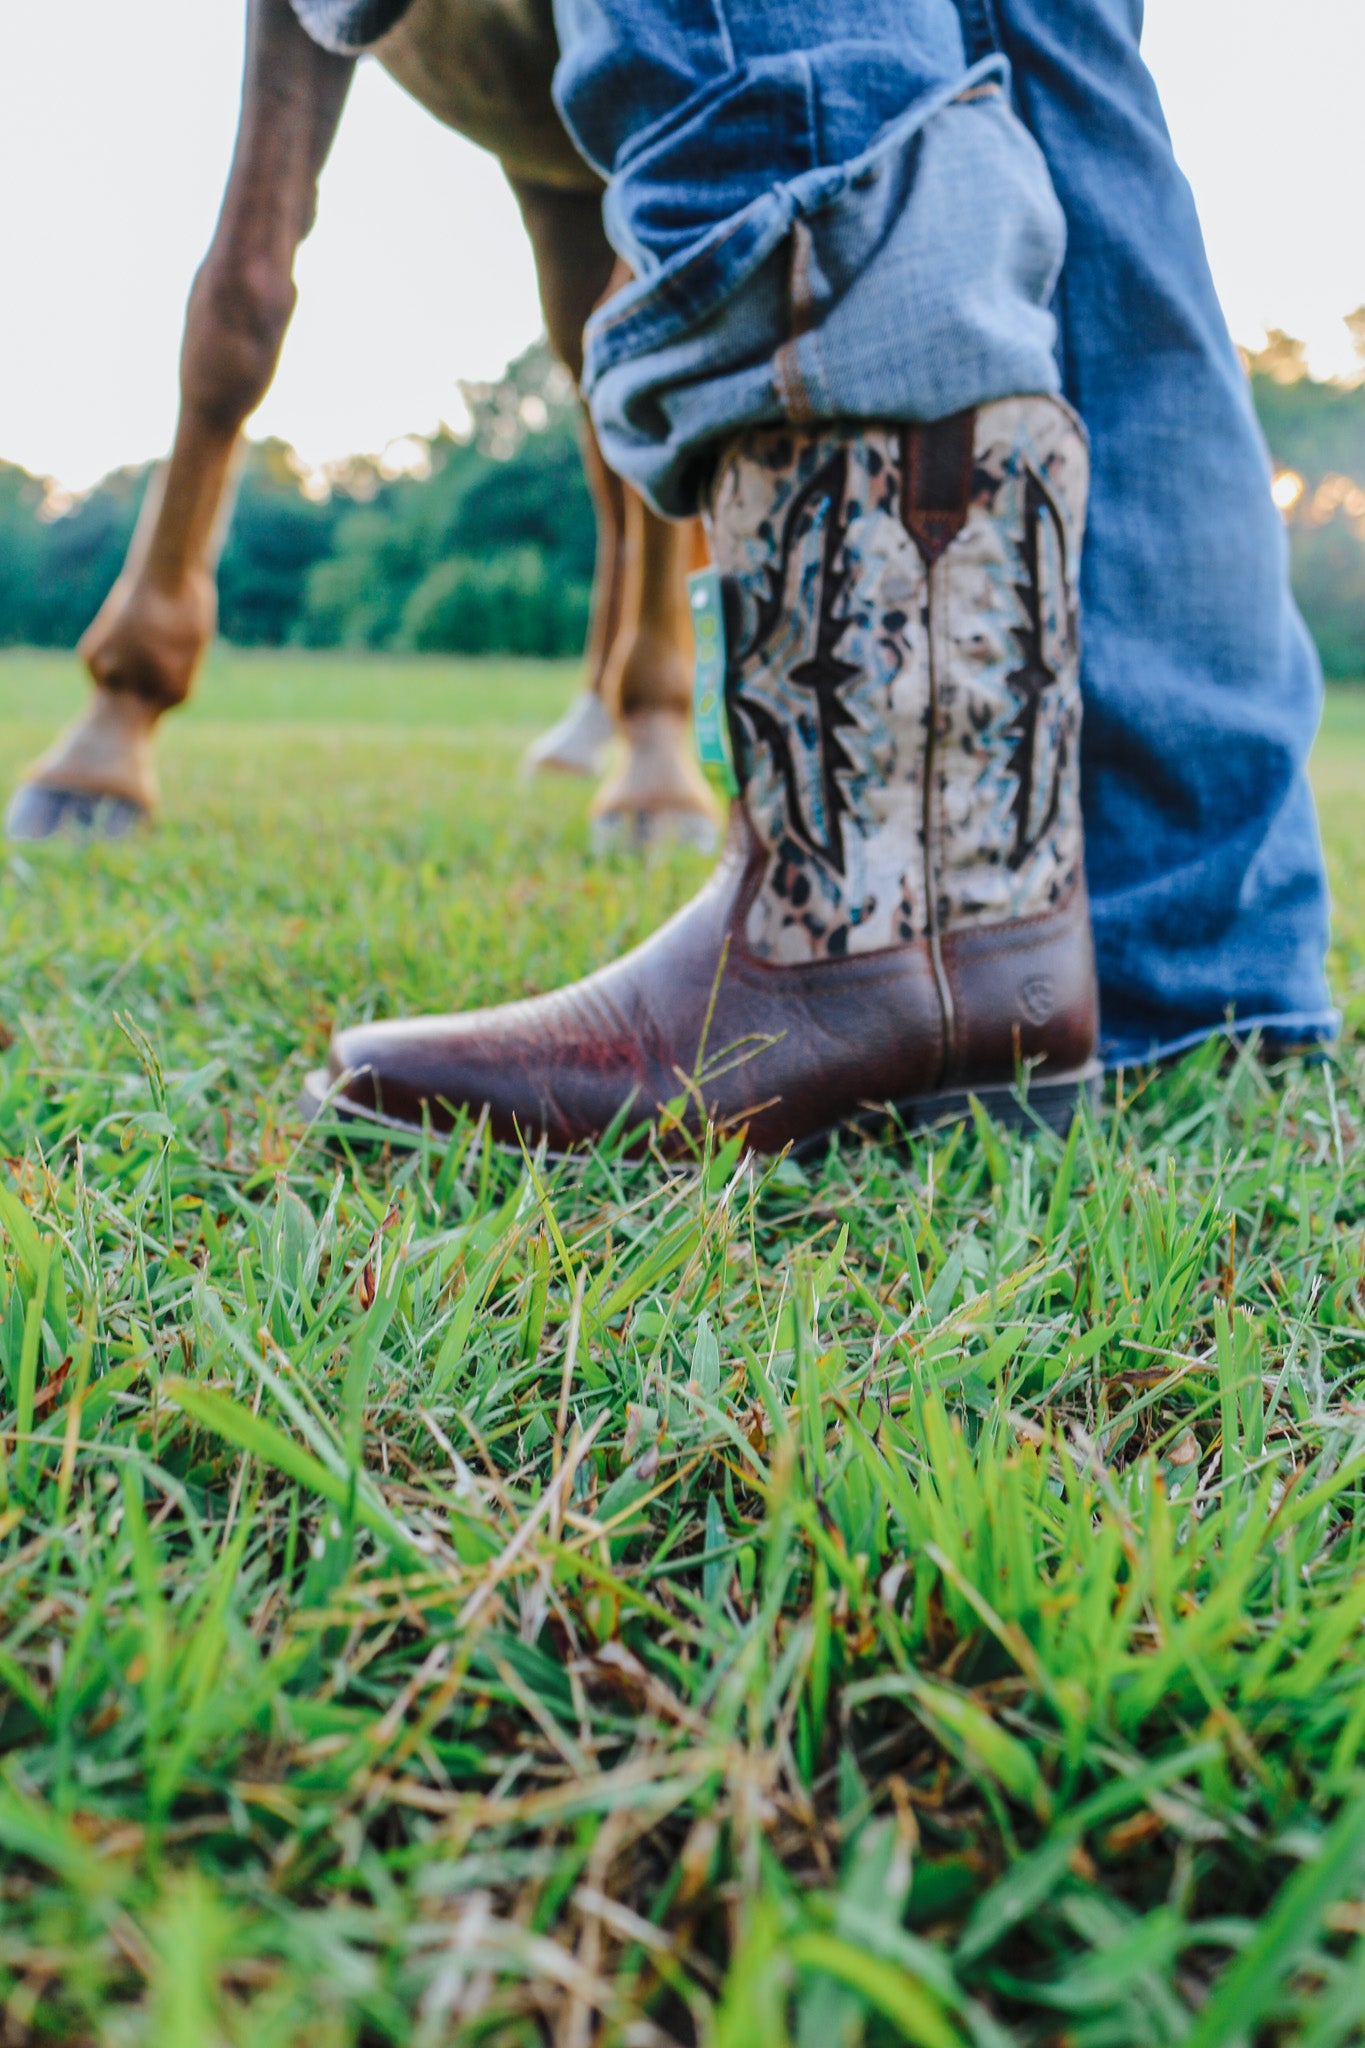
[551,0,1337,1065]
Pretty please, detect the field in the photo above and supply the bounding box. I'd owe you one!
[0,647,1363,2047]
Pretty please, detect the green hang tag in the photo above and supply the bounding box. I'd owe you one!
[689,567,738,798]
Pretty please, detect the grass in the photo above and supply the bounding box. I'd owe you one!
[0,648,1363,2046]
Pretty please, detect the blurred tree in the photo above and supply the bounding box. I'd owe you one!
[0,464,50,646]
[400,547,590,656]
[10,465,148,649]
[1345,306,1365,373]
[1251,329,1312,385]
[1247,338,1365,493]
[9,329,1356,675]
[1289,512,1365,678]
[297,341,594,655]
[1244,331,1365,677]
[216,440,346,646]
[0,340,594,660]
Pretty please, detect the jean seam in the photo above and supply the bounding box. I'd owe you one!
[955,0,1004,64]
[613,68,749,179]
[707,0,736,73]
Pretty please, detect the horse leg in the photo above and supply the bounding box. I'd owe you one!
[589,494,717,852]
[500,177,623,778]
[508,178,715,841]
[8,0,354,840]
[517,402,626,779]
[577,422,629,742]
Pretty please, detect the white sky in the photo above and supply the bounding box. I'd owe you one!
[3,0,1362,491]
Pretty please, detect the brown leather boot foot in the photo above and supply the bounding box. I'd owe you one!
[308,398,1100,1158]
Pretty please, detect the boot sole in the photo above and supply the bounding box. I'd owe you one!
[299,1060,1102,1160]
[791,1060,1103,1162]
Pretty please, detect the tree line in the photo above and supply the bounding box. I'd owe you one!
[0,344,596,664]
[3,335,1365,674]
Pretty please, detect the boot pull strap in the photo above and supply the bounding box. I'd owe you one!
[902,410,977,563]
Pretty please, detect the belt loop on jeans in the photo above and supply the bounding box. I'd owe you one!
[954,0,1004,62]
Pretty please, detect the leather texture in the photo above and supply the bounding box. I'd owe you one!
[322,402,1099,1156]
[326,810,1097,1154]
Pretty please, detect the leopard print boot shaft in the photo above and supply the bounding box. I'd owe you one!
[311,399,1099,1155]
[708,398,1088,983]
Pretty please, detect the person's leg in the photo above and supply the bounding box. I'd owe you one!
[552,0,1070,513]
[956,0,1336,1060]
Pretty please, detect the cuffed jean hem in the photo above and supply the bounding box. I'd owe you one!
[1101,1009,1343,1071]
[582,57,1065,515]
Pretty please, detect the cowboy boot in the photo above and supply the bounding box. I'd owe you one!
[305,397,1100,1156]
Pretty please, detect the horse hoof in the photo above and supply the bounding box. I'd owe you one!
[5,785,150,843]
[590,806,720,858]
[520,692,614,779]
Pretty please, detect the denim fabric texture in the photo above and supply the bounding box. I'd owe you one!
[552,0,1337,1065]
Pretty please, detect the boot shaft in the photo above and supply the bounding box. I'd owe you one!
[705,396,1090,968]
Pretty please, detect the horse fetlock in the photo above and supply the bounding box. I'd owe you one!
[79,570,214,710]
[605,632,694,723]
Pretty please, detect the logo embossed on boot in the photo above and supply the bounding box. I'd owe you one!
[1019,975,1057,1027]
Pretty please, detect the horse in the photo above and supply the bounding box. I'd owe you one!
[7,0,717,852]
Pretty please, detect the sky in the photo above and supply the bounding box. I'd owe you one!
[3,0,1363,492]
